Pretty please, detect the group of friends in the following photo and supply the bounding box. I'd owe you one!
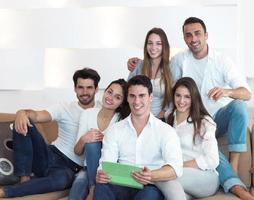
[0,16,253,200]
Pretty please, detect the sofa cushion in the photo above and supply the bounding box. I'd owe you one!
[197,189,241,199]
[0,113,58,186]
[0,121,19,185]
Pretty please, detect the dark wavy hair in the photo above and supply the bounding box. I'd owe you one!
[167,77,211,142]
[105,78,130,121]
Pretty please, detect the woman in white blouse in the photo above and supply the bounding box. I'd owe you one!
[69,79,130,200]
[157,77,219,199]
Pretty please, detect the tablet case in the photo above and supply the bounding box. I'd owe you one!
[102,161,144,189]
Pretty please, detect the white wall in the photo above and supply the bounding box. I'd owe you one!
[238,0,254,77]
[1,0,252,113]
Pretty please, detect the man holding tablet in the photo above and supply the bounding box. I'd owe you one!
[94,75,184,200]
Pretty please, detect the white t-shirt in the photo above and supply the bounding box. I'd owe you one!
[47,101,100,166]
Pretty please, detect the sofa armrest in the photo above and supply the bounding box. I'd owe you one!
[0,113,16,122]
[0,113,58,144]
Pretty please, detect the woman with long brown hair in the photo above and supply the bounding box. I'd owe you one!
[128,28,173,119]
[156,77,219,199]
[69,78,130,200]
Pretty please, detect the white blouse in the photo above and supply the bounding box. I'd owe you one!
[174,115,219,171]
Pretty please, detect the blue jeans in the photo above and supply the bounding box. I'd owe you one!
[85,142,102,186]
[214,100,248,152]
[217,151,246,193]
[68,142,102,199]
[94,183,163,200]
[3,122,78,198]
[214,100,248,193]
[68,170,89,200]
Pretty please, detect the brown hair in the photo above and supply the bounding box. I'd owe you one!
[168,77,211,142]
[141,28,173,110]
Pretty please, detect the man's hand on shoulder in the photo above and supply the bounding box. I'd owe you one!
[127,57,140,72]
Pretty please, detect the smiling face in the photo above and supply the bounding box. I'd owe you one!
[146,33,163,60]
[75,78,97,108]
[127,85,152,117]
[183,23,208,58]
[102,83,124,111]
[174,85,191,115]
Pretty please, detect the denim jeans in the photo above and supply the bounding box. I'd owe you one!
[68,142,101,199]
[68,170,89,200]
[214,100,248,192]
[214,100,248,152]
[216,151,246,192]
[94,183,163,200]
[85,142,102,186]
[3,122,78,197]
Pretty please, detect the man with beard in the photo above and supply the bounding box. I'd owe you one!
[0,68,100,198]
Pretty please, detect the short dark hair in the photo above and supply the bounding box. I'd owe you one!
[127,75,152,95]
[73,68,100,88]
[182,17,207,33]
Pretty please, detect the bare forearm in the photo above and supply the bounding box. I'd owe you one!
[183,160,199,168]
[74,138,86,155]
[17,109,51,123]
[151,165,177,182]
[225,87,251,100]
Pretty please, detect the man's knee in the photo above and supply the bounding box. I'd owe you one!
[229,100,248,119]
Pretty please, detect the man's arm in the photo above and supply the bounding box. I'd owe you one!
[208,86,251,101]
[15,109,52,135]
[127,57,141,72]
[151,165,177,181]
[183,160,198,168]
[132,165,177,185]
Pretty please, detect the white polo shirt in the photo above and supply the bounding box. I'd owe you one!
[99,113,183,177]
